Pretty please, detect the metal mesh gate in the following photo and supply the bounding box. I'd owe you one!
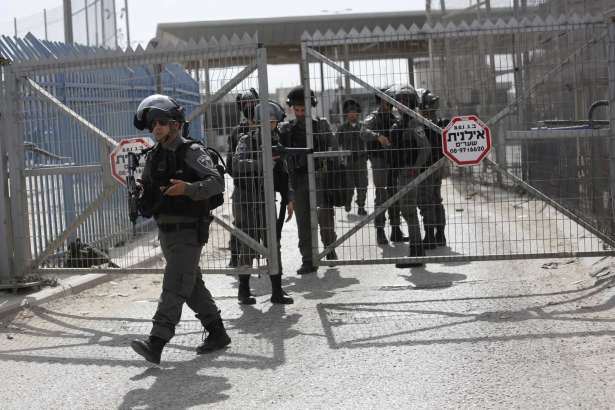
[300,12,615,266]
[0,34,280,279]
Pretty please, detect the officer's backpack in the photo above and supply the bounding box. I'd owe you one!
[180,139,226,212]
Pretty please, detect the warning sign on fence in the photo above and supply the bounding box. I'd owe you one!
[109,138,154,186]
[442,115,492,166]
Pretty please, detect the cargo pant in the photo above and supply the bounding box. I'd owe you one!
[418,170,445,231]
[371,155,401,228]
[150,226,220,342]
[292,171,336,265]
[396,171,423,246]
[345,156,368,208]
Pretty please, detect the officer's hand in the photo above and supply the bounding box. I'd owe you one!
[377,135,391,146]
[164,179,187,196]
[286,200,295,222]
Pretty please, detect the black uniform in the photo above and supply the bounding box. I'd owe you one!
[232,129,294,269]
[418,118,448,247]
[389,118,431,252]
[338,120,368,209]
[361,109,402,229]
[140,136,225,343]
[279,117,338,267]
[227,120,252,265]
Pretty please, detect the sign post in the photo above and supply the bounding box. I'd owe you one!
[442,115,492,166]
[109,138,153,186]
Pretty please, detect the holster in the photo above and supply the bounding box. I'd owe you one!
[197,215,213,246]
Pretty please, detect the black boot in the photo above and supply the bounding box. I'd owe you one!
[130,336,166,365]
[435,226,446,247]
[237,275,256,305]
[227,254,238,268]
[423,227,436,250]
[390,226,409,243]
[395,243,425,268]
[357,206,367,216]
[376,227,389,245]
[297,263,317,275]
[270,274,294,304]
[196,318,231,354]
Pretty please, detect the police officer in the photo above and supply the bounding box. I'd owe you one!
[361,88,408,245]
[227,88,259,267]
[386,85,431,268]
[416,88,447,249]
[232,100,294,304]
[130,94,230,364]
[279,85,338,275]
[338,98,368,216]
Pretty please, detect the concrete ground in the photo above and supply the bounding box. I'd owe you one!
[1,251,614,409]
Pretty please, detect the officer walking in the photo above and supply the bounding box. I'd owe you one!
[361,88,408,245]
[338,98,368,216]
[232,100,294,304]
[279,85,339,275]
[386,85,431,269]
[130,94,230,364]
[227,88,259,267]
[416,88,447,249]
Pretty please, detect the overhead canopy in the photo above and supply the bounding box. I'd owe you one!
[155,9,516,64]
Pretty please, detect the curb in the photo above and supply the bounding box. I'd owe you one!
[0,273,113,318]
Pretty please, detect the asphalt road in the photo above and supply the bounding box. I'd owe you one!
[1,252,614,409]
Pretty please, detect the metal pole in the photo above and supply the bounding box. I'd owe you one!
[343,44,351,95]
[84,1,90,46]
[0,69,14,282]
[64,0,74,44]
[203,63,215,143]
[607,9,615,239]
[4,69,31,279]
[94,0,99,46]
[13,18,17,38]
[101,0,106,47]
[124,0,131,48]
[407,57,415,86]
[112,0,119,49]
[301,44,320,266]
[257,47,279,275]
[44,9,49,40]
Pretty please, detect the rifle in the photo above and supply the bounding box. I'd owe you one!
[271,143,313,158]
[126,151,142,237]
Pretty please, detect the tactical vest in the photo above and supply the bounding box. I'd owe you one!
[280,118,329,172]
[390,120,419,168]
[366,110,396,155]
[142,141,215,218]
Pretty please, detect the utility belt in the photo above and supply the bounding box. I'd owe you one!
[157,216,212,245]
[158,222,197,232]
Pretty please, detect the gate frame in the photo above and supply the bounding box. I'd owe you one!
[1,39,280,279]
[300,12,615,267]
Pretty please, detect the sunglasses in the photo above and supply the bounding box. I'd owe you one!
[148,118,176,131]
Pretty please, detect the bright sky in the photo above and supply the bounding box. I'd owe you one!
[2,0,426,45]
[1,0,426,91]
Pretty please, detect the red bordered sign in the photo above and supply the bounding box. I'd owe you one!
[442,115,492,166]
[109,137,154,186]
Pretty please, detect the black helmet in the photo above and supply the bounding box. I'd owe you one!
[390,84,418,110]
[417,88,440,111]
[254,100,286,123]
[342,98,362,114]
[286,85,317,107]
[133,94,185,131]
[236,88,259,120]
[374,86,395,103]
